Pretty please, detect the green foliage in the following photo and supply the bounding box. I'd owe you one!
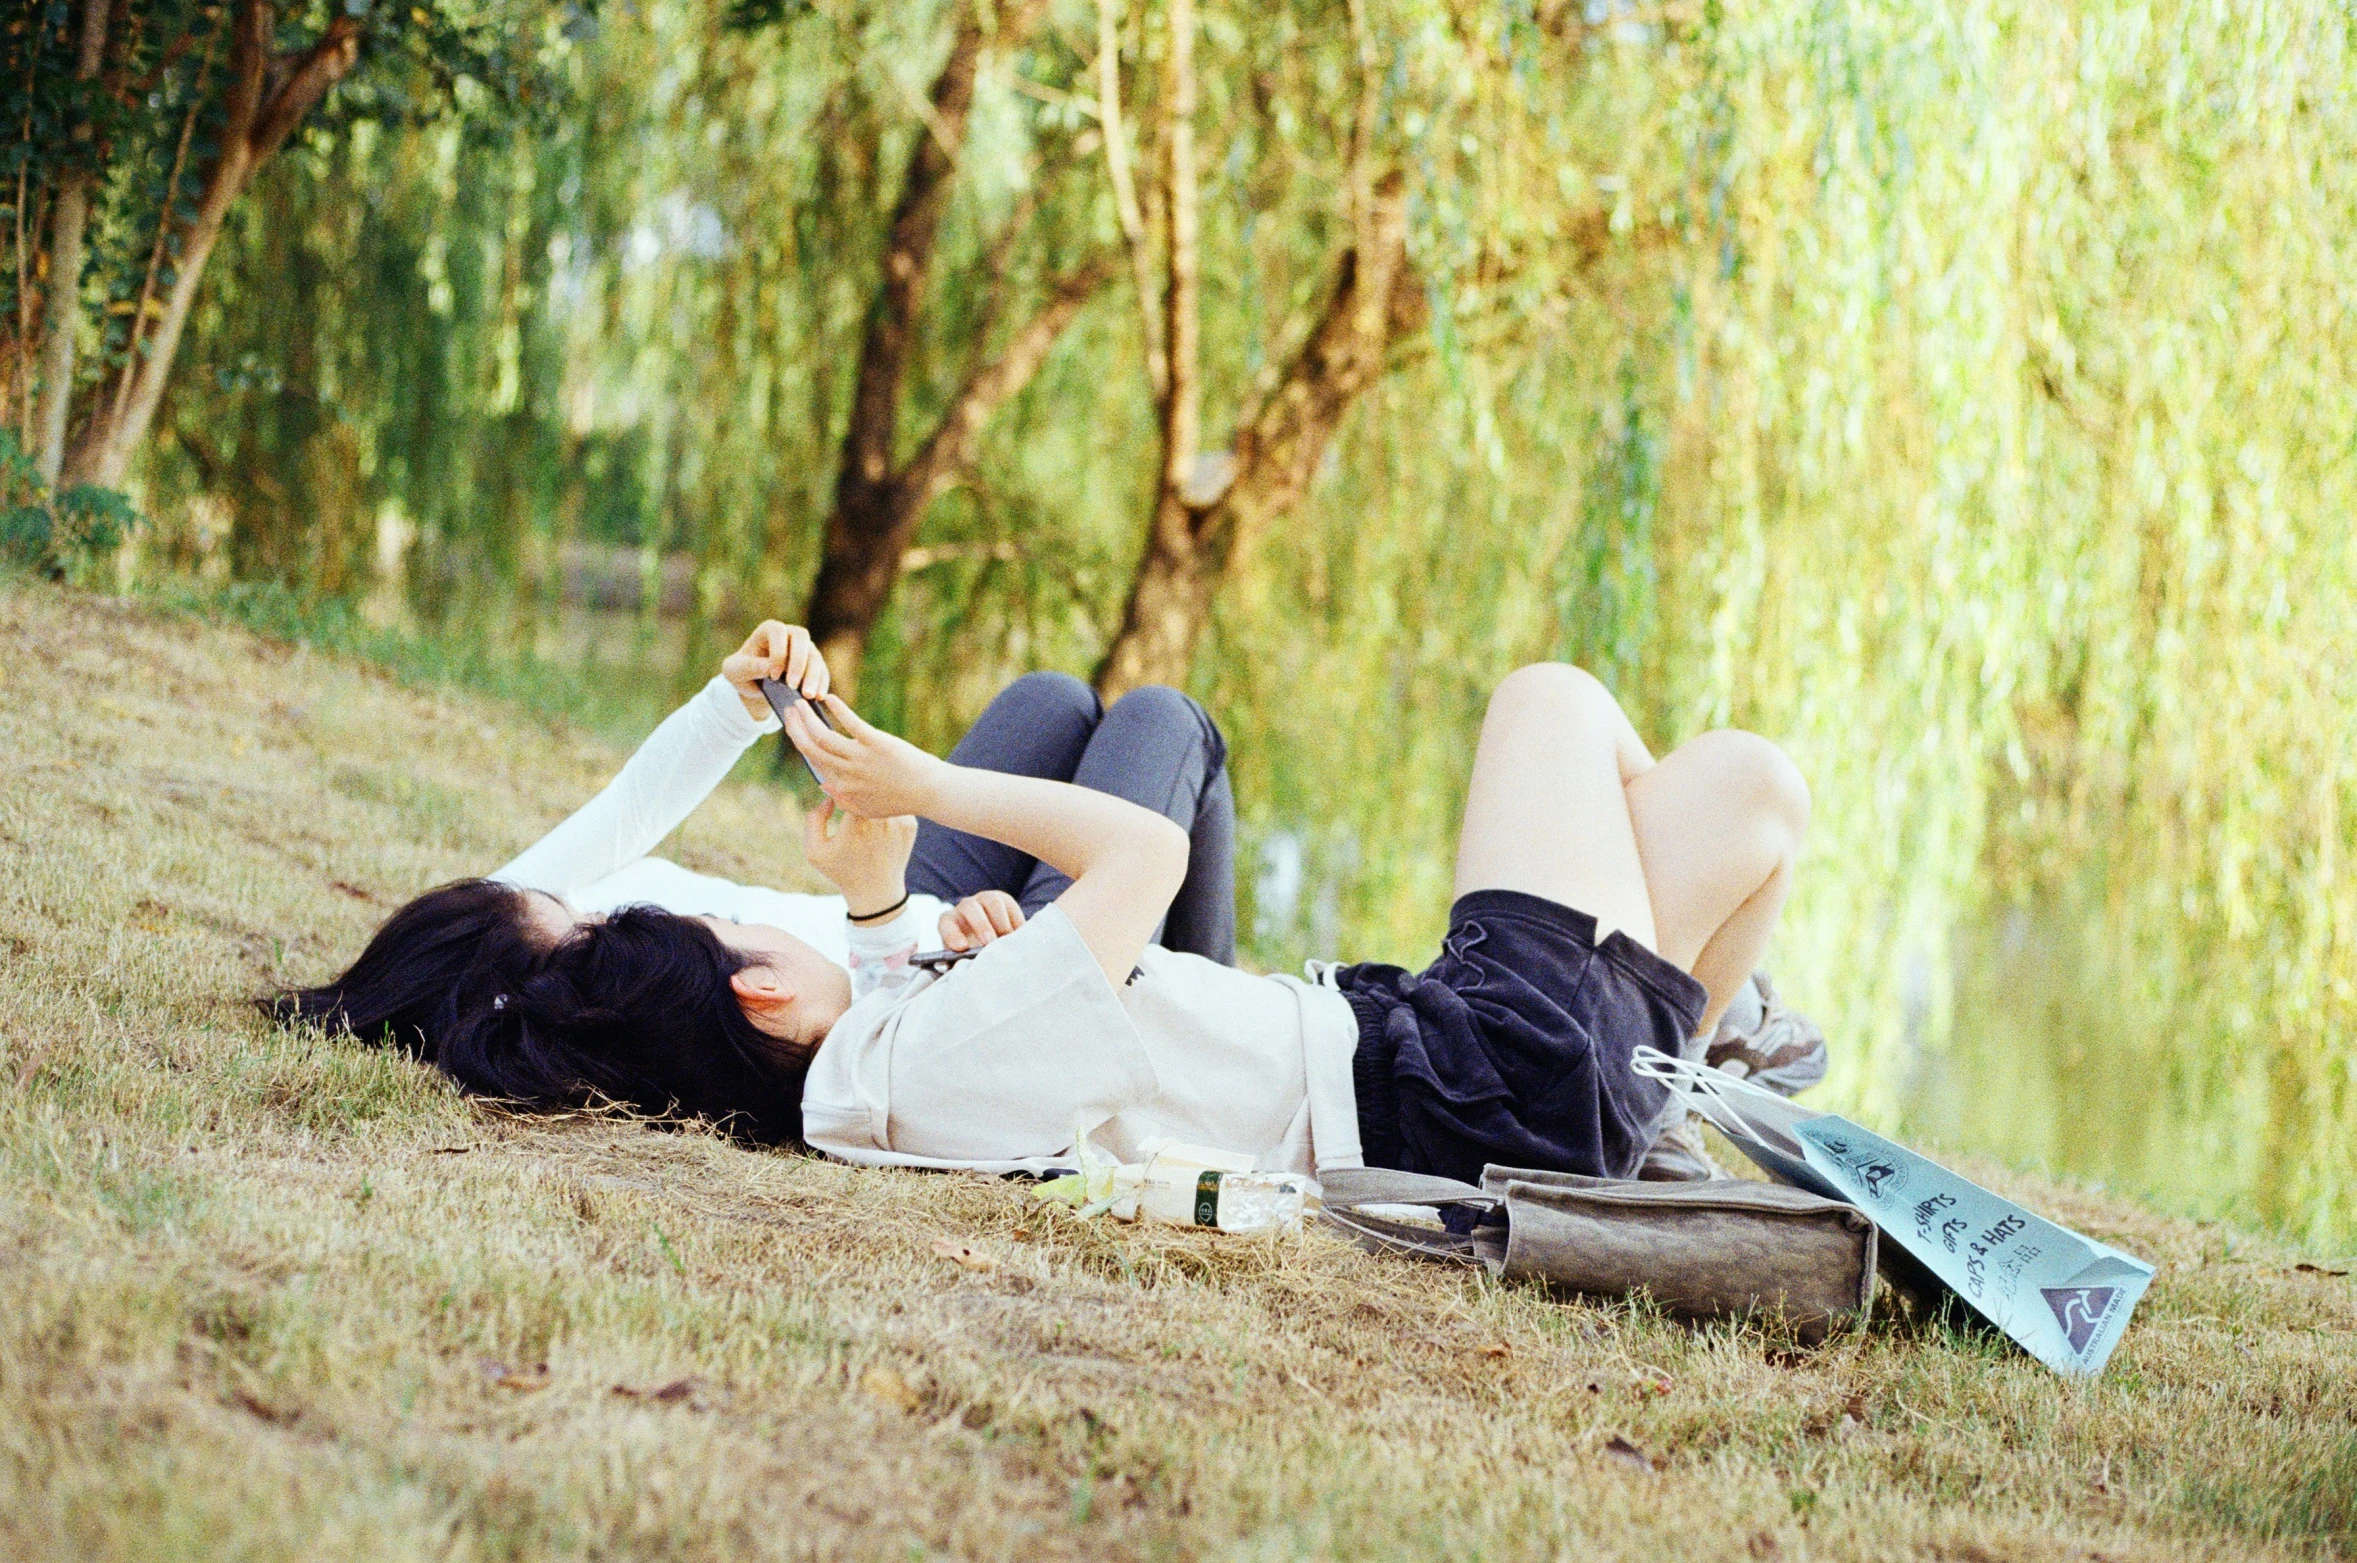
[0,0,570,490]
[122,0,2357,1245]
[0,430,139,578]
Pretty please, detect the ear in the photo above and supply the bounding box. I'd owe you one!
[729,965,798,1018]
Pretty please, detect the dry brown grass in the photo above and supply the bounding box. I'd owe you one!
[2,579,2353,1562]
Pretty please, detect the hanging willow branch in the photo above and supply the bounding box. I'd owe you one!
[62,1,360,488]
[108,24,218,431]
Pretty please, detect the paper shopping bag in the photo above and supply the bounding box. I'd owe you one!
[1633,1047,2156,1378]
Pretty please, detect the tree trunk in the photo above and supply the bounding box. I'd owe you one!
[804,0,1048,693]
[1093,172,1418,697]
[807,251,1114,690]
[29,0,111,485]
[60,4,358,490]
[1093,488,1215,696]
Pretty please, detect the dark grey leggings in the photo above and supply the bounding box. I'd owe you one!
[905,673,1237,966]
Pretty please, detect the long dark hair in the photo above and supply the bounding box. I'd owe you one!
[268,879,542,1065]
[268,887,805,1145]
[442,905,806,1144]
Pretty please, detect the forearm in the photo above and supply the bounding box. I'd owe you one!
[920,763,1182,885]
[493,677,774,894]
[783,694,1188,982]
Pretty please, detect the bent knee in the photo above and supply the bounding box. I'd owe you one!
[1106,682,1197,722]
[1709,729,1811,844]
[1106,683,1224,748]
[1004,669,1096,709]
[997,670,1098,722]
[1488,662,1620,725]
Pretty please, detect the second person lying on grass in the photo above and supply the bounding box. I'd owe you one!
[275,622,1243,1147]
[770,657,1811,1182]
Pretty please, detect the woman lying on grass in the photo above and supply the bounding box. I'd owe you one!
[773,657,1817,1183]
[281,616,1823,1182]
[274,621,1241,1145]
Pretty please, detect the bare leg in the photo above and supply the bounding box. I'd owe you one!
[1625,730,1809,1034]
[1453,664,1663,945]
[1451,664,1808,1035]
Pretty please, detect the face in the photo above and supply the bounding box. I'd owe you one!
[697,917,854,1058]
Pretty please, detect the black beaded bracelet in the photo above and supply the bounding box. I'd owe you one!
[847,891,911,924]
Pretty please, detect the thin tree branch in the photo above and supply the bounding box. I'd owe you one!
[1346,0,1380,264]
[950,184,1047,392]
[111,25,217,427]
[1095,0,1164,404]
[248,13,361,163]
[897,251,1118,513]
[1156,0,1201,543]
[1212,169,1417,558]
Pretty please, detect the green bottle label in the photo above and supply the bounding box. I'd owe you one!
[1194,1170,1223,1227]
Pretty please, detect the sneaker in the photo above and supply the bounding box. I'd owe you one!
[1638,1114,1725,1182]
[1704,972,1827,1097]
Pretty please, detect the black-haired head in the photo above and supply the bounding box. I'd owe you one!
[267,887,806,1145]
[265,879,541,1065]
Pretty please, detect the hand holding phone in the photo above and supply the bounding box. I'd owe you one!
[759,676,838,786]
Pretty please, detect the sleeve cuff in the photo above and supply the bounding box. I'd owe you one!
[846,902,930,956]
[701,674,781,738]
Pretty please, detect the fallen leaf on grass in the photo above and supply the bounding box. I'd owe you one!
[232,1391,294,1424]
[1603,1435,1657,1472]
[1478,1342,1510,1358]
[611,1377,700,1405]
[860,1365,921,1413]
[931,1237,997,1272]
[477,1358,550,1391]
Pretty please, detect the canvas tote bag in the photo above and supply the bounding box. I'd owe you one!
[1321,1163,1879,1343]
[1631,1046,2156,1377]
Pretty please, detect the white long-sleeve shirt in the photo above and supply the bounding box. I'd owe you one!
[489,675,946,983]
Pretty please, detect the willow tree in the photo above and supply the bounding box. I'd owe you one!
[796,0,1120,691]
[0,0,552,494]
[1088,0,1422,694]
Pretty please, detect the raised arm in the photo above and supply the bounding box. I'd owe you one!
[493,622,828,896]
[782,695,1189,985]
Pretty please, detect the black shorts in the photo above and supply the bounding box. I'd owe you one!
[1334,889,1707,1185]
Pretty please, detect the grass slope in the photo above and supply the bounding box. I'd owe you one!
[1,580,2352,1562]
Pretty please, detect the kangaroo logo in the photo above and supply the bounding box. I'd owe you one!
[1856,1159,1902,1199]
[2041,1286,2118,1355]
[1798,1123,1910,1200]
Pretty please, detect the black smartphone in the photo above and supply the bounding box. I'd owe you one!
[758,676,838,787]
[909,947,979,973]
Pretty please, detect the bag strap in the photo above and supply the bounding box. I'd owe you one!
[1321,1167,1496,1207]
[1631,1044,1824,1157]
[1318,1166,1499,1265]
